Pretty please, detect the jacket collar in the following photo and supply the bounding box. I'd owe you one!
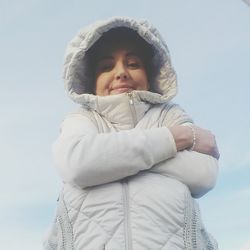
[81,90,167,127]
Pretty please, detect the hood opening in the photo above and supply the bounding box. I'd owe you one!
[64,17,177,104]
[85,27,158,94]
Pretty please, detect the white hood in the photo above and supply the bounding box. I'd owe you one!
[63,16,178,105]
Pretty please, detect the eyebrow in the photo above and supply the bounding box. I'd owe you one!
[98,51,142,61]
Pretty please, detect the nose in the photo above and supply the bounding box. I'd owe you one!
[115,63,129,81]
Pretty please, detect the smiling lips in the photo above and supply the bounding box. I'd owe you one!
[110,84,134,94]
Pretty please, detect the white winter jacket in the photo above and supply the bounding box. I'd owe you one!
[44,17,218,250]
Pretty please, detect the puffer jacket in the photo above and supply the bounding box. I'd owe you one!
[44,17,218,250]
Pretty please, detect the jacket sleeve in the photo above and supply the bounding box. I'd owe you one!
[53,113,177,188]
[150,151,218,198]
[150,104,219,198]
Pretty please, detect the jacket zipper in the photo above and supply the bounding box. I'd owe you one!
[127,92,137,127]
[121,92,136,250]
[122,179,133,250]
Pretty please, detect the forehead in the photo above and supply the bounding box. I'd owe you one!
[97,39,142,57]
[97,47,144,61]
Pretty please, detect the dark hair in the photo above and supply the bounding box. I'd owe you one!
[86,27,156,93]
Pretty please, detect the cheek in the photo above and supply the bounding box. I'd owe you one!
[137,71,149,89]
[95,74,110,95]
[95,81,103,95]
[95,76,103,94]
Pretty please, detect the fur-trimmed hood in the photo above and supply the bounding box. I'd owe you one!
[63,16,178,106]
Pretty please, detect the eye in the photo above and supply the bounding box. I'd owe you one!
[96,59,114,73]
[128,62,140,68]
[100,63,113,72]
[127,56,143,69]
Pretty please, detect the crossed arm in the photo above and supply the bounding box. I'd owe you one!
[53,107,219,197]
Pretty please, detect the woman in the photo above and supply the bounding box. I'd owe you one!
[44,16,219,250]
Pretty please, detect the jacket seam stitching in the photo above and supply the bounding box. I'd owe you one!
[66,204,113,238]
[160,227,183,249]
[129,196,183,236]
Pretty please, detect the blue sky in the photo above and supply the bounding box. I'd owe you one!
[0,0,249,249]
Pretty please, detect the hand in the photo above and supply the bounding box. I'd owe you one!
[193,126,220,159]
[169,125,220,159]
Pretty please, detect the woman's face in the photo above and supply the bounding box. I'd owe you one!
[94,48,149,96]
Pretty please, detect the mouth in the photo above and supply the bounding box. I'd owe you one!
[110,84,134,94]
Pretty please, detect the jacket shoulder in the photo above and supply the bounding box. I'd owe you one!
[162,102,193,126]
[148,102,193,127]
